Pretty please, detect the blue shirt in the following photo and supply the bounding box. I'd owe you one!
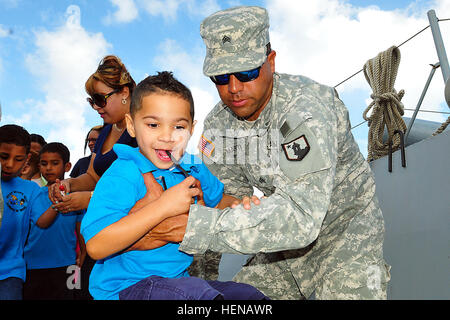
[93,124,137,177]
[24,186,85,269]
[0,177,47,281]
[70,155,91,178]
[81,144,224,300]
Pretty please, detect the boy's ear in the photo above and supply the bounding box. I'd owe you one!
[190,120,197,137]
[64,162,72,173]
[125,113,136,138]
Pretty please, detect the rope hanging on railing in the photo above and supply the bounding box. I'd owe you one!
[363,46,407,161]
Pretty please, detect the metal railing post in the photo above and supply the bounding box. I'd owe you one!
[427,10,450,83]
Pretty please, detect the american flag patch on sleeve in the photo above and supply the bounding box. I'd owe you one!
[198,134,215,158]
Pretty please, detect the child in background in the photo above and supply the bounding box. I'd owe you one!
[0,125,48,300]
[23,142,86,300]
[20,150,40,182]
[81,71,267,300]
[28,134,47,186]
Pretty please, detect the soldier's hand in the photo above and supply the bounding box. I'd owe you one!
[231,195,265,210]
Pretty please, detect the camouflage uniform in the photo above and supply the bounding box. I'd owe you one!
[179,6,390,300]
[187,250,221,281]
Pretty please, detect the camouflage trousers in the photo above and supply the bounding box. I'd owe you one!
[187,250,222,281]
[233,253,390,300]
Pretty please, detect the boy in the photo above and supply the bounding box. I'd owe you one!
[0,124,48,299]
[23,142,86,300]
[81,71,267,300]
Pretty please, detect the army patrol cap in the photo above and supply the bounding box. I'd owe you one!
[200,6,270,76]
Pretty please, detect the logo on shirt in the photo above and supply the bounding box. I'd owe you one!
[6,191,28,213]
[282,135,310,161]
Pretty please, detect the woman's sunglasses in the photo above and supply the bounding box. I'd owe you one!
[210,65,262,85]
[87,89,119,108]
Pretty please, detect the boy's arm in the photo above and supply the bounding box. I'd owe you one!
[36,205,59,228]
[126,174,203,251]
[85,175,201,260]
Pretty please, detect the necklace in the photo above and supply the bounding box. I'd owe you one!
[113,123,125,132]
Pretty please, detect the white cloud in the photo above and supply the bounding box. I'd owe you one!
[138,0,220,22]
[267,0,450,123]
[139,0,182,21]
[103,0,139,25]
[23,5,110,163]
[0,25,12,37]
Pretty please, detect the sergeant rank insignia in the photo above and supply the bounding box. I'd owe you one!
[281,135,310,161]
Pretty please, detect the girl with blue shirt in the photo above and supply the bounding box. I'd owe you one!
[81,72,267,300]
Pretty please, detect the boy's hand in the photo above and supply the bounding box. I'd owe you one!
[230,195,265,210]
[48,178,71,204]
[126,173,201,252]
[52,191,90,213]
[159,176,203,217]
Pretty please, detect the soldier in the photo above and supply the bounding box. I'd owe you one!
[175,5,391,300]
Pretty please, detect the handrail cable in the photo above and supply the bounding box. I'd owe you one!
[351,108,450,130]
[334,18,450,89]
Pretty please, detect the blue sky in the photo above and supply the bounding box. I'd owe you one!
[1,0,449,163]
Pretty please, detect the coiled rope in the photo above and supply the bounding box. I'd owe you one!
[363,46,407,161]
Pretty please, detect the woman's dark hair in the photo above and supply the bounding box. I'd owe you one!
[83,124,104,155]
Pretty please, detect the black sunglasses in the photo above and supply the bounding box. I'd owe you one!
[87,89,120,108]
[210,65,262,85]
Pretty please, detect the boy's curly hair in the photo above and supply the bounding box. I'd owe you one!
[130,71,194,121]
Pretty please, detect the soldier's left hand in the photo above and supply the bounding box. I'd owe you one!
[231,195,265,210]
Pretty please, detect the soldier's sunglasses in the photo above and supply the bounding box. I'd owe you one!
[87,89,120,108]
[210,65,262,85]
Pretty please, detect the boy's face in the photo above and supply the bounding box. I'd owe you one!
[0,143,30,181]
[126,93,195,170]
[39,152,71,184]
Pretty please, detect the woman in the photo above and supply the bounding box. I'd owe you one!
[49,55,137,211]
[70,125,104,179]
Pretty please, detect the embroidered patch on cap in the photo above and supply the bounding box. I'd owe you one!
[281,135,310,161]
[198,135,215,158]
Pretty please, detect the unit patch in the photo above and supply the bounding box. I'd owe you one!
[281,135,310,161]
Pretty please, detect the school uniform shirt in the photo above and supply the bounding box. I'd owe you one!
[24,186,85,269]
[0,177,47,281]
[81,144,224,300]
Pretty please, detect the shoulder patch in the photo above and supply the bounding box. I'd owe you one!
[282,135,310,161]
[198,135,215,158]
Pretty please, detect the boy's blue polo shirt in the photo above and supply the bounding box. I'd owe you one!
[0,177,47,281]
[81,144,224,300]
[24,186,85,269]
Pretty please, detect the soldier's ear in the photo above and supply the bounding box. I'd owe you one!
[267,50,276,73]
